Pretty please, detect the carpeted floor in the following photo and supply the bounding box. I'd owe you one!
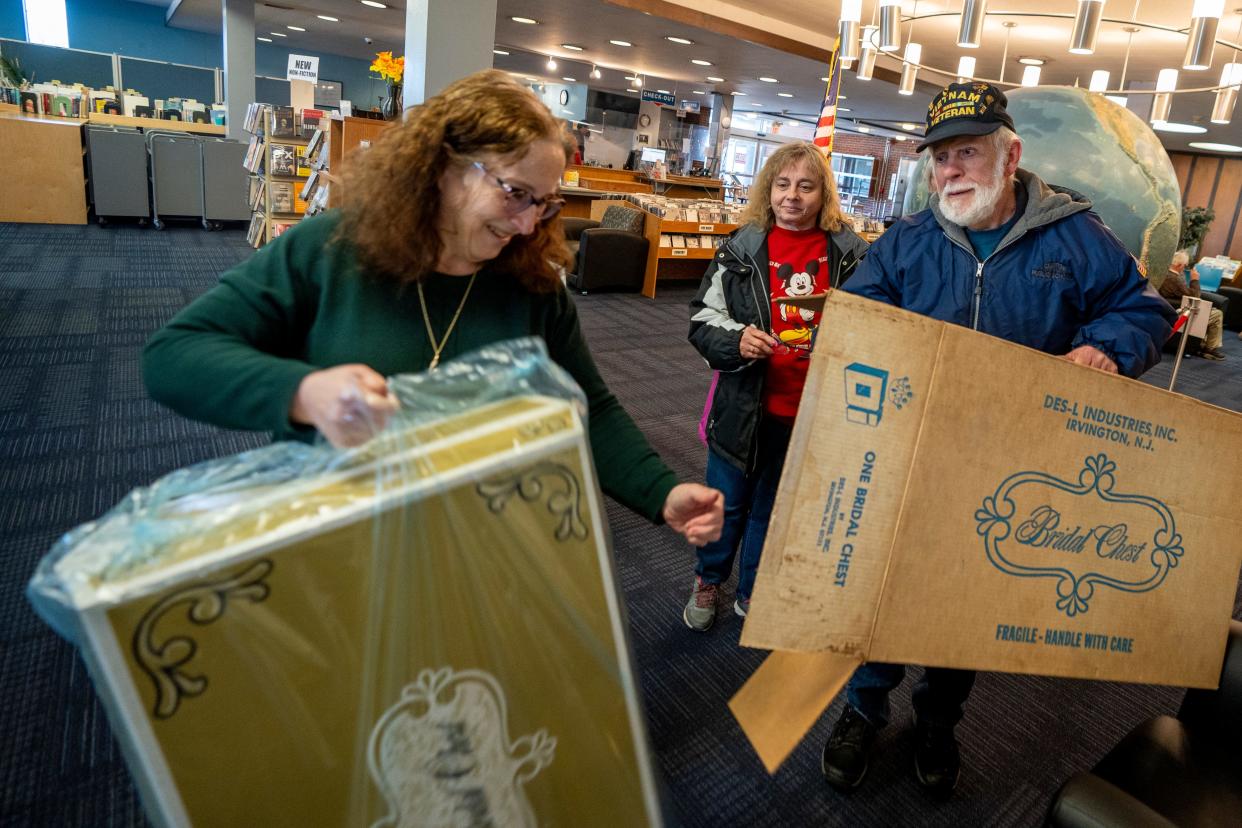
[1,221,1240,826]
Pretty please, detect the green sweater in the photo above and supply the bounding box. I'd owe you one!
[143,211,678,523]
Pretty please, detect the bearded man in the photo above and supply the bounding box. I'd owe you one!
[821,82,1175,799]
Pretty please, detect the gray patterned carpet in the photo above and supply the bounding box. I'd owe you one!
[1,220,1239,826]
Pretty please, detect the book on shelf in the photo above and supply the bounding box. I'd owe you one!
[658,234,672,248]
[243,102,269,134]
[670,235,686,248]
[189,109,210,124]
[270,182,295,214]
[210,104,227,126]
[305,128,325,159]
[246,212,266,248]
[685,236,701,249]
[300,108,325,137]
[295,146,311,177]
[19,91,39,115]
[248,176,264,211]
[243,136,264,173]
[294,192,308,214]
[300,171,319,202]
[271,221,296,238]
[133,105,153,119]
[121,94,148,117]
[272,106,296,138]
[270,143,297,177]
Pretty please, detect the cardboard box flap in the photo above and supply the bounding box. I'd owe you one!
[741,294,947,655]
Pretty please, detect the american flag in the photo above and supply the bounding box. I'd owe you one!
[813,37,844,157]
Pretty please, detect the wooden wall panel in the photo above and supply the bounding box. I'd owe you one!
[1170,151,1242,261]
[1183,155,1221,214]
[1169,153,1193,197]
[1202,159,1242,258]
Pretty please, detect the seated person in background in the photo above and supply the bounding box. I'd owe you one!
[1160,250,1226,360]
[824,80,1174,800]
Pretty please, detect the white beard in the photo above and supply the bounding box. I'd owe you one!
[935,154,1010,228]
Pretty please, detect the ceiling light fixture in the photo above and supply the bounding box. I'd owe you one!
[958,0,986,49]
[691,59,713,66]
[839,0,863,64]
[894,135,907,141]
[257,36,272,42]
[286,25,305,31]
[1212,62,1242,123]
[632,74,643,88]
[666,36,694,44]
[546,56,557,71]
[657,89,671,94]
[879,0,902,52]
[1188,141,1242,151]
[1089,69,1110,91]
[591,65,602,79]
[561,44,584,51]
[270,31,287,37]
[610,39,633,47]
[1069,0,1104,54]
[858,125,871,133]
[731,90,747,95]
[693,90,705,94]
[900,41,922,95]
[563,77,576,82]
[1021,65,1042,86]
[1018,56,1045,66]
[1151,68,1178,123]
[511,16,538,24]
[493,49,509,55]
[1185,0,1224,69]
[1151,121,1208,133]
[902,122,917,130]
[839,107,852,112]
[759,77,779,83]
[317,15,339,22]
[360,0,387,7]
[957,55,976,82]
[857,25,879,80]
[706,75,725,82]
[778,92,794,97]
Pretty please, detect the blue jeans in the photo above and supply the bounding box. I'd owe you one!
[846,662,976,729]
[694,419,791,600]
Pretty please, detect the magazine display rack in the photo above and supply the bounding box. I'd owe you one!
[241,105,329,247]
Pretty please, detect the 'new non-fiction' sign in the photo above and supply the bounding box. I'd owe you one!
[287,54,320,83]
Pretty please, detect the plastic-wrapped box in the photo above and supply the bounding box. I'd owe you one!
[28,339,661,827]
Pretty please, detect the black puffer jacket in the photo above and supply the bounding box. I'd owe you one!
[688,222,869,472]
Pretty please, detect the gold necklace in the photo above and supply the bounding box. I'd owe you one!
[417,271,478,370]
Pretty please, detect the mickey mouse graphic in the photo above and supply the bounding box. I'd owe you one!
[775,259,820,352]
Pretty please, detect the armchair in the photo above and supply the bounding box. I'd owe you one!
[1046,619,1242,827]
[565,205,649,294]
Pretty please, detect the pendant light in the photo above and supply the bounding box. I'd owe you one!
[1184,0,1224,70]
[1211,63,1242,122]
[1069,0,1105,55]
[958,0,987,49]
[839,0,862,64]
[857,25,879,80]
[900,42,922,94]
[1089,69,1110,91]
[957,55,977,82]
[1021,65,1041,86]
[1150,68,1177,123]
[879,0,902,52]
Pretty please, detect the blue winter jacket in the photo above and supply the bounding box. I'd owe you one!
[844,168,1175,378]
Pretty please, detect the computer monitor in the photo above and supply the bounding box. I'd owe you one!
[640,147,666,163]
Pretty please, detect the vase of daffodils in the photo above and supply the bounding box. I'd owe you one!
[370,51,405,119]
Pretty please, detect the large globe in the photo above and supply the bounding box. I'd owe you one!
[903,86,1181,285]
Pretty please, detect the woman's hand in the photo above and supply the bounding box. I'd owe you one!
[290,364,400,448]
[739,325,778,361]
[662,483,725,546]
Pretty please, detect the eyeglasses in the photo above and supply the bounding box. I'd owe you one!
[472,161,565,221]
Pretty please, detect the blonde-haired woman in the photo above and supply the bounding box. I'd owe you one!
[144,69,722,547]
[683,142,868,630]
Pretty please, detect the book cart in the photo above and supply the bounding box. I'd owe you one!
[589,198,741,299]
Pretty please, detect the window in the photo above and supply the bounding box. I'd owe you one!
[24,0,69,48]
[830,153,875,203]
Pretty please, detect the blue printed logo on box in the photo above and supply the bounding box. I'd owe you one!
[975,454,1182,616]
[844,363,888,426]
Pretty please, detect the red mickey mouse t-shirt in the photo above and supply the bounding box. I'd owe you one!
[763,225,830,422]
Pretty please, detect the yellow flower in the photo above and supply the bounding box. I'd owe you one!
[369,51,404,84]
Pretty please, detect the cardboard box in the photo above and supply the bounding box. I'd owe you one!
[733,292,1242,771]
[35,396,660,826]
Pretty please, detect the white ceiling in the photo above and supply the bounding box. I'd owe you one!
[147,0,1242,151]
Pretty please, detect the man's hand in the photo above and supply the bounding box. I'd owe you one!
[290,364,400,448]
[662,483,725,546]
[1064,345,1118,374]
[740,324,778,360]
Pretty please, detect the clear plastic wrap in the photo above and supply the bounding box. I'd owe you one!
[27,337,661,827]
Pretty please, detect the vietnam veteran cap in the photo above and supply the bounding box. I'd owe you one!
[916,81,1016,152]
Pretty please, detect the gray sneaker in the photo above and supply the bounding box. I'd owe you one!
[734,596,751,617]
[683,576,719,631]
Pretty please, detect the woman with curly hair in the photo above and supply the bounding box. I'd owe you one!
[143,69,723,546]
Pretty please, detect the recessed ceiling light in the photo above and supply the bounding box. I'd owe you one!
[751,101,763,106]
[902,122,917,130]
[778,92,793,98]
[317,15,339,22]
[858,126,871,133]
[512,17,538,25]
[692,90,706,94]
[257,36,272,42]
[691,59,713,66]
[731,91,747,95]
[1018,56,1047,66]
[563,77,577,82]
[270,32,287,37]
[759,76,779,83]
[1152,122,1208,133]
[524,76,538,82]
[838,107,851,112]
[821,76,830,81]
[624,75,639,80]
[493,49,509,55]
[666,36,694,45]
[657,89,671,94]
[360,0,387,7]
[706,75,724,82]
[1188,141,1242,151]
[561,44,584,51]
[286,25,305,31]
[894,135,907,141]
[610,39,633,47]
[545,57,557,70]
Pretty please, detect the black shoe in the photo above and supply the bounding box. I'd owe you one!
[913,716,961,799]
[822,706,877,792]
